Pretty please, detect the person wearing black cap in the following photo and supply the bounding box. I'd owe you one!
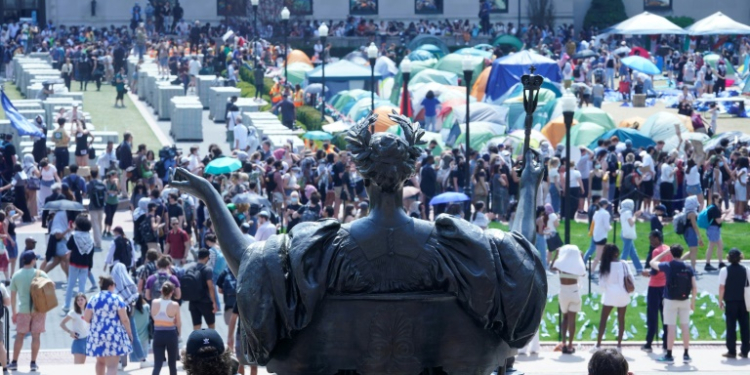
[181,329,232,375]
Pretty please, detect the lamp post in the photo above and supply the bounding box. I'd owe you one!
[400,58,411,117]
[251,0,259,41]
[367,42,378,131]
[462,56,473,220]
[561,90,576,245]
[318,22,328,122]
[281,6,290,83]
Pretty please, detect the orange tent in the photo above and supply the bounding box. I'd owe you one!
[287,50,312,66]
[471,66,492,101]
[542,116,578,147]
[373,106,400,132]
[618,116,646,130]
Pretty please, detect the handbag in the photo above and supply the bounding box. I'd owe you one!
[744,267,750,312]
[623,263,635,293]
[26,176,41,190]
[88,146,96,160]
[545,232,563,252]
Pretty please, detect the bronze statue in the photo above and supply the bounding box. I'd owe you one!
[170,112,547,375]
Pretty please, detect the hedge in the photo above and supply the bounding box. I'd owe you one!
[296,105,323,131]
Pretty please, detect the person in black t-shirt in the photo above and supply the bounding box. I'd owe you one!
[284,191,302,232]
[165,193,184,231]
[331,152,348,218]
[705,193,725,271]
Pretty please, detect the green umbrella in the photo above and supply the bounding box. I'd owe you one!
[205,157,242,175]
[303,131,334,141]
[565,122,608,147]
[492,35,524,51]
[573,107,616,131]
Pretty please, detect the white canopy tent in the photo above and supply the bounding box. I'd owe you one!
[606,11,687,35]
[686,12,750,35]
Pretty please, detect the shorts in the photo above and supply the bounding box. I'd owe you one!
[558,284,582,313]
[334,186,343,199]
[189,302,216,327]
[706,225,721,242]
[686,184,702,196]
[641,180,654,197]
[6,237,17,259]
[594,237,607,246]
[272,192,284,204]
[684,226,698,247]
[159,57,168,66]
[664,298,691,326]
[734,181,747,202]
[16,312,46,334]
[72,337,87,354]
[590,190,602,199]
[74,148,88,157]
[581,178,589,197]
[56,239,69,257]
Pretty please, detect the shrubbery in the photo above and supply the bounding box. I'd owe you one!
[583,0,627,30]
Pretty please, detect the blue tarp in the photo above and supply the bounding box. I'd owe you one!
[1,91,43,137]
[588,128,656,150]
[484,51,562,102]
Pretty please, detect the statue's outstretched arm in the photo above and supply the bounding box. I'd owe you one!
[169,167,248,274]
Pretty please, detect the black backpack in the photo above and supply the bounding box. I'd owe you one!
[149,272,172,301]
[114,237,133,269]
[89,180,107,209]
[179,264,206,302]
[220,270,236,299]
[300,205,321,223]
[573,65,581,78]
[265,170,277,192]
[139,215,156,243]
[667,261,693,301]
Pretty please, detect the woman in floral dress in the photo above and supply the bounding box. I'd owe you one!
[84,275,133,375]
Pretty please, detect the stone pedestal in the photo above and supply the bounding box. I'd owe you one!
[208,87,240,122]
[169,97,202,122]
[197,75,221,109]
[156,86,185,120]
[171,104,204,141]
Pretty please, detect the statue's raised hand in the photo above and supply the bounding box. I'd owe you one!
[520,148,544,184]
[169,167,213,202]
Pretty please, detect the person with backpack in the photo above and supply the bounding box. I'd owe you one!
[145,257,182,303]
[105,227,137,272]
[137,249,160,294]
[86,169,107,252]
[651,244,698,364]
[718,248,750,358]
[63,165,86,204]
[204,234,226,311]
[104,171,121,238]
[702,193,725,272]
[8,251,49,372]
[118,132,134,198]
[680,196,703,271]
[294,191,322,224]
[216,268,237,326]
[165,217,190,266]
[63,215,94,313]
[181,249,217,330]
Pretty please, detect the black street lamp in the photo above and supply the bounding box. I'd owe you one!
[400,58,411,117]
[561,90,577,245]
[367,42,378,133]
[281,6,290,83]
[462,56,473,220]
[521,66,543,166]
[318,22,328,121]
[251,0,259,43]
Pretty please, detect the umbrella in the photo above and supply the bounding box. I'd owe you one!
[43,200,85,211]
[232,193,273,216]
[303,131,334,141]
[430,192,470,205]
[628,46,651,60]
[473,44,494,51]
[620,56,660,75]
[205,157,242,175]
[572,50,598,59]
[403,186,421,199]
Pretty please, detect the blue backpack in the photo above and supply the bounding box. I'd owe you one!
[211,247,227,279]
[697,205,714,229]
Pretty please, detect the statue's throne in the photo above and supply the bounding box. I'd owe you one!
[263,293,510,375]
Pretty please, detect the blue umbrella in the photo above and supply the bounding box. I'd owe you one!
[620,56,660,75]
[205,157,242,175]
[429,192,470,205]
[303,130,334,141]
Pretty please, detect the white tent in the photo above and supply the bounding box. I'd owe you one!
[686,12,750,35]
[607,11,687,35]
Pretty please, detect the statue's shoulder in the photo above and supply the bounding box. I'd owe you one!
[434,214,504,242]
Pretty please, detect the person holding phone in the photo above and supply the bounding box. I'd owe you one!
[60,293,90,364]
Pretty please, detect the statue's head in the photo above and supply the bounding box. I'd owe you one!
[346,111,424,193]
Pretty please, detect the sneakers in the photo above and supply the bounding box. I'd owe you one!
[30,362,38,372]
[589,345,601,353]
[657,355,675,364]
[683,353,692,363]
[641,345,653,353]
[719,262,727,269]
[88,285,98,292]
[704,264,718,272]
[722,352,737,359]
[7,362,16,371]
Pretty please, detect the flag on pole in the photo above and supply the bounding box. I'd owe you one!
[1,91,44,137]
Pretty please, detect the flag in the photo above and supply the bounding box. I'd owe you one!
[1,91,43,137]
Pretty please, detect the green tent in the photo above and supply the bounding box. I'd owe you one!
[492,34,524,51]
[284,62,314,86]
[407,69,459,90]
[416,44,446,59]
[704,53,737,77]
[452,121,507,150]
[389,59,438,104]
[454,48,493,59]
[435,54,485,86]
[573,107,616,131]
[348,98,392,122]
[331,89,375,113]
[566,122,608,147]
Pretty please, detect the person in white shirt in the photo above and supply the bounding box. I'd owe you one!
[59,293,90,364]
[240,223,256,245]
[639,149,656,214]
[685,159,704,209]
[96,141,118,175]
[187,146,203,175]
[619,199,643,273]
[562,162,584,221]
[254,211,277,242]
[188,56,201,89]
[591,199,612,273]
[231,112,248,151]
[659,154,676,217]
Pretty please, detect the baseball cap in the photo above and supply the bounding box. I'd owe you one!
[654,204,666,213]
[258,210,270,218]
[21,251,37,265]
[186,329,225,358]
[180,156,190,165]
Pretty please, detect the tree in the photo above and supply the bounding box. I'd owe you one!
[583,0,627,30]
[527,0,555,27]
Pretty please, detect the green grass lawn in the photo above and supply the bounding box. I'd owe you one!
[488,220,748,261]
[2,81,161,152]
[540,292,727,342]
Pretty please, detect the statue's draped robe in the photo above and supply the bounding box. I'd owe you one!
[236,214,547,365]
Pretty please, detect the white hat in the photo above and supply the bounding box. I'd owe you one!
[554,245,586,276]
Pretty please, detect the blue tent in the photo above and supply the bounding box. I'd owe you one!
[306,60,382,96]
[484,51,562,102]
[588,128,656,150]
